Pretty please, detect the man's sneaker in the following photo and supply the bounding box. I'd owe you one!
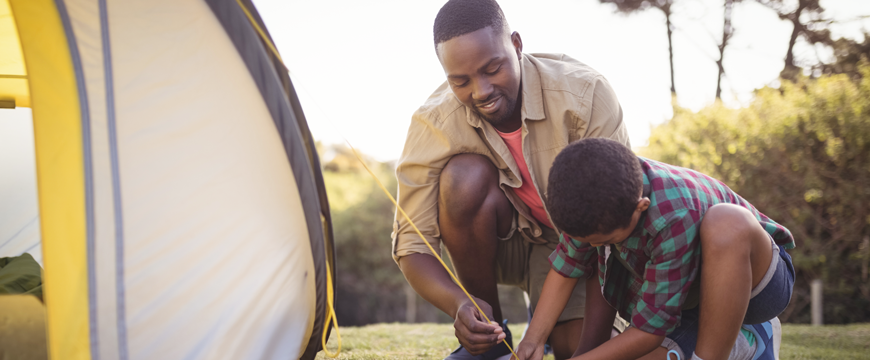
[740,317,781,360]
[444,319,513,360]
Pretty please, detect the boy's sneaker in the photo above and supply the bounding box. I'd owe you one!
[740,317,782,360]
[444,319,513,360]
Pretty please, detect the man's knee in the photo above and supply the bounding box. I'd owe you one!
[439,154,502,220]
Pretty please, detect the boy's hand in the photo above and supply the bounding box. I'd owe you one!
[454,298,505,355]
[515,338,545,360]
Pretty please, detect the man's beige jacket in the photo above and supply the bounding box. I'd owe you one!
[392,53,631,262]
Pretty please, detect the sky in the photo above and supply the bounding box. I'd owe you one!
[1,0,867,163]
[251,0,870,161]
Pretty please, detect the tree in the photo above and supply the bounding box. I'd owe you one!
[320,144,409,325]
[715,0,735,99]
[643,63,870,323]
[319,144,462,325]
[756,0,833,80]
[599,0,678,96]
[813,32,870,80]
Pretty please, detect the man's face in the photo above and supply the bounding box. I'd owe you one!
[436,26,523,130]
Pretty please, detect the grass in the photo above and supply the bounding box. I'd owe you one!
[315,323,870,360]
[780,324,870,360]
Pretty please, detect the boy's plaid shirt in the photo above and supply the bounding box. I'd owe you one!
[548,157,795,336]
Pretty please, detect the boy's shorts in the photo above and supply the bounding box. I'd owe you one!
[662,236,795,359]
[493,215,586,323]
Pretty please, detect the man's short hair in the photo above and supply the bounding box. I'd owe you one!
[546,138,644,237]
[433,0,509,47]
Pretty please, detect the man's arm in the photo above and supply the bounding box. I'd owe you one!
[393,107,465,319]
[394,97,515,354]
[583,76,630,148]
[398,254,504,354]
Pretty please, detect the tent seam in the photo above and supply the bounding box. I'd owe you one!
[52,0,98,358]
[98,0,128,359]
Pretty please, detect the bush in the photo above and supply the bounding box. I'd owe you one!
[643,63,870,324]
[321,145,406,325]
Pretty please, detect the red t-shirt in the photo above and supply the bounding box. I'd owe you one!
[495,127,553,229]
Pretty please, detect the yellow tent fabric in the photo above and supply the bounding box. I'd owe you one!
[7,0,92,358]
[0,0,28,108]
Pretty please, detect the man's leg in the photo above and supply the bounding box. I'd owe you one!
[439,154,514,323]
[549,319,584,360]
[440,155,587,359]
[694,204,774,360]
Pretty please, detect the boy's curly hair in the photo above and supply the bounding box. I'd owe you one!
[546,138,643,237]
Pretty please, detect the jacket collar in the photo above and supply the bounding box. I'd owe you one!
[520,53,546,121]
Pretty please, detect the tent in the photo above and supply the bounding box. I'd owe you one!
[0,0,336,359]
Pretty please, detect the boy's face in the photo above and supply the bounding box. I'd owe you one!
[567,197,650,247]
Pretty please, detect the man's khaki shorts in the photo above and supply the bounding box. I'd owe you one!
[494,216,585,323]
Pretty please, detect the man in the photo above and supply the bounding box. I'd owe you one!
[391,1,630,359]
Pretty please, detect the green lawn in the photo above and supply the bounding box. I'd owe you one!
[315,323,870,360]
[780,324,870,360]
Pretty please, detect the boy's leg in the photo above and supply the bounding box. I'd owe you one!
[694,204,774,360]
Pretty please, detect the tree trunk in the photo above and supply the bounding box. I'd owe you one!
[716,0,734,99]
[664,5,677,96]
[404,283,417,323]
[862,236,870,300]
[782,0,808,80]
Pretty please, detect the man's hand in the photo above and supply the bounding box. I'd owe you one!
[515,338,545,360]
[454,298,505,355]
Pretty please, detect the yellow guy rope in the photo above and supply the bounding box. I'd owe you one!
[345,143,519,360]
[236,1,516,358]
[235,0,285,65]
[321,243,341,357]
[234,0,341,357]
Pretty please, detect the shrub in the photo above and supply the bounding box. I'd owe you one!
[644,63,870,324]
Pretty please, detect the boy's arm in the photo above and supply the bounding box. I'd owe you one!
[572,327,663,360]
[572,267,616,356]
[571,267,663,360]
[573,213,702,359]
[527,267,662,360]
[516,268,579,359]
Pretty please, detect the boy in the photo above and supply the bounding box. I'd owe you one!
[516,138,795,360]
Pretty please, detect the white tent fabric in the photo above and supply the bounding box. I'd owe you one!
[0,0,335,359]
